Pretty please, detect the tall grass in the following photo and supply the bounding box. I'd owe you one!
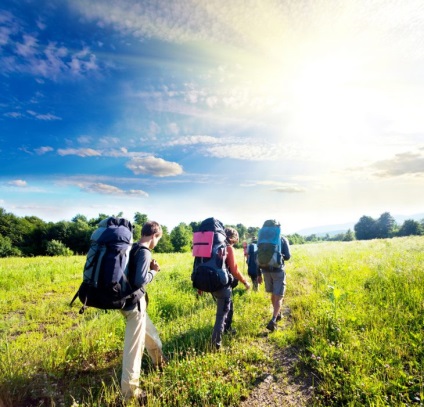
[286,237,424,405]
[0,237,423,406]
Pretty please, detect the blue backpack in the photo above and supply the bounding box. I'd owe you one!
[256,220,282,269]
[191,217,232,292]
[70,217,143,314]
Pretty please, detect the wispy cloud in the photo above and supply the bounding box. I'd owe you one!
[204,143,283,161]
[0,11,100,80]
[34,146,54,155]
[372,149,424,178]
[126,156,183,177]
[27,110,61,120]
[57,148,101,157]
[81,182,148,196]
[166,135,219,146]
[7,179,27,187]
[242,180,306,193]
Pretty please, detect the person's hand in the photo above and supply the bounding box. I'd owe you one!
[257,275,263,284]
[150,259,160,271]
[244,281,251,290]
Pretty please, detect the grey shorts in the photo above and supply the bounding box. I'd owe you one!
[262,269,286,297]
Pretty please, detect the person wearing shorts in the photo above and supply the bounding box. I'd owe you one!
[258,234,290,332]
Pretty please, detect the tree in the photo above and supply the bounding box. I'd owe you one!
[235,223,247,242]
[247,226,260,239]
[154,225,173,253]
[170,223,192,252]
[0,234,21,257]
[354,216,377,240]
[72,214,88,223]
[398,219,422,236]
[134,212,148,227]
[189,221,201,232]
[287,233,305,245]
[375,212,396,238]
[343,229,355,241]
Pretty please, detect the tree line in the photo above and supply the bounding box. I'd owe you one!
[0,208,422,257]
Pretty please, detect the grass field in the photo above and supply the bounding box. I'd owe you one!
[1,237,423,406]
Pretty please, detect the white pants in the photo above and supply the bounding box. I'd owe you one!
[120,296,164,398]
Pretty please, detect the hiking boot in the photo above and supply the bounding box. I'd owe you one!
[266,320,277,332]
[276,312,282,322]
[224,327,237,335]
[124,388,148,405]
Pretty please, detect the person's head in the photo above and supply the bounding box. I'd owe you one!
[225,227,239,245]
[141,221,162,249]
[252,238,257,244]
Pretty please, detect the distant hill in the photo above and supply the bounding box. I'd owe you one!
[296,213,424,237]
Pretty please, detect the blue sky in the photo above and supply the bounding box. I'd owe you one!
[1,0,423,233]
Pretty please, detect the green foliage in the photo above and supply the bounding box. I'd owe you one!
[288,237,424,405]
[398,219,422,236]
[154,225,173,253]
[0,235,21,257]
[1,238,423,406]
[46,240,74,256]
[0,251,269,406]
[133,212,148,226]
[170,223,192,253]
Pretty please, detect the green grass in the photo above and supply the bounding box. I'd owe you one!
[1,237,423,406]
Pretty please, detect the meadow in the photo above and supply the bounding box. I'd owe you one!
[0,236,423,406]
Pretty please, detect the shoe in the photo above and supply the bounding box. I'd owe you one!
[224,327,237,335]
[276,313,282,322]
[124,388,148,405]
[266,320,277,332]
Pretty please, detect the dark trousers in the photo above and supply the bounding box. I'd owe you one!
[211,285,233,348]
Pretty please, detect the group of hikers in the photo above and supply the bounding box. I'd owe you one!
[72,217,291,401]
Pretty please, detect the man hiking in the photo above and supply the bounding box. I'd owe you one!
[256,219,291,332]
[121,220,165,401]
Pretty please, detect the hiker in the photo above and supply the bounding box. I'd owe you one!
[256,220,291,332]
[246,238,260,291]
[210,227,251,349]
[121,220,165,401]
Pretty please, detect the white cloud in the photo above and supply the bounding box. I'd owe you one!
[77,136,93,144]
[81,182,148,196]
[26,110,61,120]
[34,146,54,155]
[204,143,283,161]
[4,112,22,118]
[0,12,101,80]
[57,148,101,157]
[372,149,424,178]
[242,180,306,193]
[166,135,219,146]
[126,156,183,177]
[8,179,27,187]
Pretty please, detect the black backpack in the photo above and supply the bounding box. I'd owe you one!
[70,217,144,314]
[191,217,232,292]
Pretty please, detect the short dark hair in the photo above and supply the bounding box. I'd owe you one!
[141,221,162,237]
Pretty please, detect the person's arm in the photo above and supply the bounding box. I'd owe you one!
[226,246,250,289]
[133,246,157,288]
[281,237,291,261]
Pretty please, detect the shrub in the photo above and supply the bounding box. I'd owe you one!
[45,239,74,256]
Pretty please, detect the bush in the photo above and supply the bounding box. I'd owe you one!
[0,234,21,257]
[46,240,74,256]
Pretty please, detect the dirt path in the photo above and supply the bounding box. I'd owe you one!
[240,307,315,407]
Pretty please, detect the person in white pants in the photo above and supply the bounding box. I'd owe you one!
[120,221,164,401]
